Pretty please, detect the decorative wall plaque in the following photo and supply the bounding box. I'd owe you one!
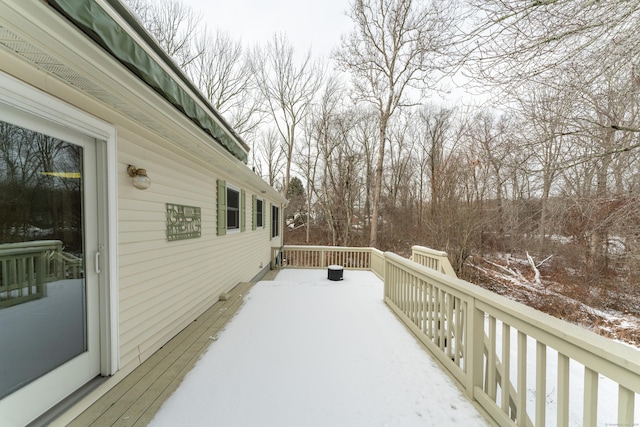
[166,203,201,241]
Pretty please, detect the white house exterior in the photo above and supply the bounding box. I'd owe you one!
[0,1,287,425]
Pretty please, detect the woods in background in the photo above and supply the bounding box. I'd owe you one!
[125,0,640,289]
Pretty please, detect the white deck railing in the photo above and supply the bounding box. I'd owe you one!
[271,245,384,277]
[273,245,639,426]
[411,245,457,277]
[0,240,83,308]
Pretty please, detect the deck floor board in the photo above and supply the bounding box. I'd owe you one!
[67,278,263,427]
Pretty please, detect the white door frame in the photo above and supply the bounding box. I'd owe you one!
[0,71,118,422]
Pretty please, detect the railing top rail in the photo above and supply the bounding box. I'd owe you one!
[0,241,64,257]
[411,245,448,257]
[281,245,373,251]
[369,247,384,256]
[0,240,63,249]
[384,251,640,388]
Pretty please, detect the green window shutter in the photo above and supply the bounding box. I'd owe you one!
[269,202,272,240]
[217,179,226,236]
[240,189,246,232]
[252,195,257,231]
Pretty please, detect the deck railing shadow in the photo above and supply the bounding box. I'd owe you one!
[272,245,639,427]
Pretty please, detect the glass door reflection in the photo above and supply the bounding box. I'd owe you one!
[0,119,87,399]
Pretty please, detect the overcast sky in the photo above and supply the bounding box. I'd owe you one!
[178,0,486,105]
[182,0,353,58]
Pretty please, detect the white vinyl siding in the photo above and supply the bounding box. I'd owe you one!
[117,130,276,371]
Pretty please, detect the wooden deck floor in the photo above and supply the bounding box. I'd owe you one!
[66,272,277,426]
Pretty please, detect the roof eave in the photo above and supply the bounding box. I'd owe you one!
[47,0,250,163]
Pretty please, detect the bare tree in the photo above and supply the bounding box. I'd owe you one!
[350,108,378,232]
[420,106,455,221]
[189,30,264,135]
[298,76,346,244]
[558,67,640,271]
[297,116,321,243]
[383,113,416,249]
[513,84,578,248]
[467,1,639,82]
[334,0,456,247]
[253,33,324,197]
[256,128,284,189]
[125,0,204,69]
[465,0,640,133]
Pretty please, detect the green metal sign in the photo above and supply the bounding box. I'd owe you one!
[166,203,201,241]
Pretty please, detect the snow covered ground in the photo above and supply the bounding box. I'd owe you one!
[149,269,490,427]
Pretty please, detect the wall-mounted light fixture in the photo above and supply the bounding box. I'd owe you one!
[127,165,151,190]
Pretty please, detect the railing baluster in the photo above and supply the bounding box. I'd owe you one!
[501,322,511,414]
[435,288,443,349]
[461,301,467,366]
[454,298,461,361]
[28,256,35,295]
[470,305,485,400]
[618,384,635,426]
[488,316,497,398]
[427,283,433,339]
[536,341,547,427]
[447,294,454,359]
[19,256,26,290]
[517,331,527,427]
[557,353,570,427]
[583,367,598,427]
[404,270,409,314]
[1,259,7,290]
[411,274,417,325]
[407,271,412,321]
[393,263,397,301]
[422,279,428,334]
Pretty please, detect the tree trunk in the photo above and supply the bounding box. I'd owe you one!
[369,117,388,248]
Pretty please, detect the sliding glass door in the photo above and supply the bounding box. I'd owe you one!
[0,105,101,425]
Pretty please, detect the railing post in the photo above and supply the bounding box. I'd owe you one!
[270,248,275,269]
[383,253,390,300]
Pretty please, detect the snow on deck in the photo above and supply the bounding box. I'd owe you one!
[149,269,489,426]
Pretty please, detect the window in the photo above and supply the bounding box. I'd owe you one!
[256,199,264,228]
[271,205,279,238]
[217,180,245,235]
[227,187,239,230]
[252,196,264,231]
